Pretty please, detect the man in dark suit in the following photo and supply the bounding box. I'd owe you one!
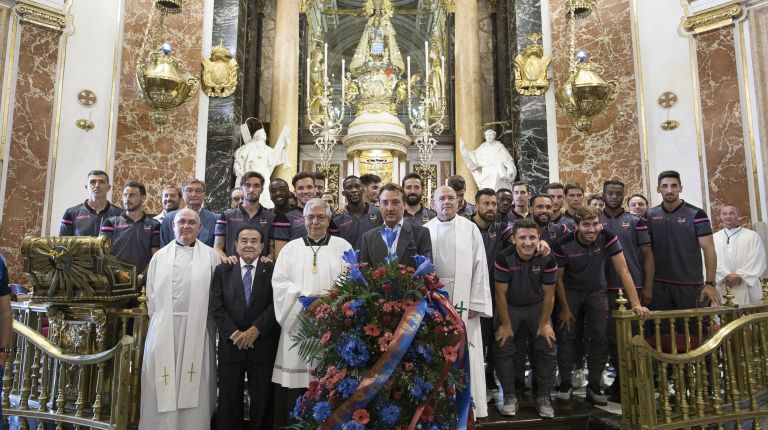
[210,226,279,429]
[359,183,432,269]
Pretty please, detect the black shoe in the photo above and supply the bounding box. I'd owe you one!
[586,385,608,406]
[605,383,621,403]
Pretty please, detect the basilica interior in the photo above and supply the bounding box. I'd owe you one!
[1,0,768,429]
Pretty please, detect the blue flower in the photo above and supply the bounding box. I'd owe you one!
[337,378,358,399]
[313,401,331,422]
[412,254,434,277]
[338,337,370,368]
[298,295,320,311]
[348,299,364,313]
[342,421,365,430]
[347,267,369,286]
[409,376,434,401]
[384,252,399,265]
[416,344,432,363]
[380,404,400,425]
[290,395,303,419]
[342,248,360,266]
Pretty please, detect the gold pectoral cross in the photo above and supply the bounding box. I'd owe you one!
[187,363,196,382]
[161,366,169,385]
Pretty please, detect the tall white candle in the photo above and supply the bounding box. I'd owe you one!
[427,177,432,206]
[424,41,429,88]
[441,55,446,94]
[407,56,411,101]
[341,58,345,103]
[324,43,328,83]
[306,58,310,101]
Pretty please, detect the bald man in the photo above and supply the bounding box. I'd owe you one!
[713,205,767,305]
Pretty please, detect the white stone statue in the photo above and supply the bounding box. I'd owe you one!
[233,124,291,208]
[459,129,517,191]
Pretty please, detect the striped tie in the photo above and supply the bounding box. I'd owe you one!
[243,264,253,306]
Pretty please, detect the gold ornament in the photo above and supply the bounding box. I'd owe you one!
[555,60,618,133]
[514,33,551,96]
[201,42,238,98]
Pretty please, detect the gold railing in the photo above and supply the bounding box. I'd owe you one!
[2,301,148,430]
[614,283,768,430]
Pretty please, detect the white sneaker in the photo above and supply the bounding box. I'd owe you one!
[537,396,555,418]
[571,369,587,388]
[486,389,498,403]
[499,395,518,416]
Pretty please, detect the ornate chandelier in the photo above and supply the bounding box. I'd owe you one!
[407,41,446,165]
[305,43,346,171]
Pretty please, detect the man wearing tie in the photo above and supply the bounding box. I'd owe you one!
[209,226,279,429]
[359,183,432,269]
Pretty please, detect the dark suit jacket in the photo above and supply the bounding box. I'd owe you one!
[359,221,432,270]
[209,259,279,365]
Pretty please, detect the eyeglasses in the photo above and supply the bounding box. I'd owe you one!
[306,215,328,222]
[238,239,262,245]
[184,188,205,195]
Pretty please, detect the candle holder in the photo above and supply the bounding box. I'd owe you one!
[406,42,446,165]
[305,43,346,170]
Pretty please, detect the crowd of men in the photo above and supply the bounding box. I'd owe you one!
[52,167,767,428]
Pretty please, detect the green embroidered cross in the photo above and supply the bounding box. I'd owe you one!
[187,363,196,382]
[161,366,169,385]
[454,300,466,318]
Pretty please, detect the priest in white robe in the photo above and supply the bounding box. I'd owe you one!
[425,186,492,418]
[140,208,220,429]
[714,205,767,305]
[271,198,352,428]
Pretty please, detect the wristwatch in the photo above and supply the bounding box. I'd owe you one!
[0,347,11,353]
[704,281,715,287]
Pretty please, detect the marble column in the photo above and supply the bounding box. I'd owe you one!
[748,5,768,222]
[269,0,300,182]
[696,27,749,223]
[0,15,63,282]
[454,0,483,202]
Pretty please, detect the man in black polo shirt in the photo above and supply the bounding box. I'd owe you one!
[312,171,327,198]
[471,188,513,399]
[270,178,294,257]
[60,170,122,236]
[552,207,649,405]
[562,182,584,222]
[274,172,316,251]
[531,194,569,247]
[100,182,160,280]
[600,180,654,400]
[447,175,477,218]
[494,219,558,418]
[360,173,381,206]
[546,182,574,232]
[215,172,275,263]
[329,176,383,249]
[496,188,514,222]
[509,181,532,222]
[402,173,437,226]
[645,170,719,313]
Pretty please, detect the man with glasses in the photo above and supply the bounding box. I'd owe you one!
[160,179,218,247]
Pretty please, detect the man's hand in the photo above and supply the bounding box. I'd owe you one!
[639,287,652,306]
[536,323,556,347]
[725,273,742,288]
[536,240,551,257]
[234,326,261,349]
[0,351,7,365]
[468,310,480,319]
[558,308,575,332]
[259,255,273,264]
[632,305,650,320]
[220,254,238,265]
[495,324,514,347]
[701,284,722,307]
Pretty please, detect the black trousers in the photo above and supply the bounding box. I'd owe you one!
[217,360,275,430]
[480,316,497,388]
[555,289,608,388]
[273,386,307,430]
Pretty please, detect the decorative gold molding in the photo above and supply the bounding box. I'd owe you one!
[14,1,66,32]
[683,3,743,33]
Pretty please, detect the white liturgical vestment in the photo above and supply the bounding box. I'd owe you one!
[714,227,767,305]
[425,216,492,418]
[139,241,220,429]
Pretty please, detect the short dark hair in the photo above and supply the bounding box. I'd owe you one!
[312,171,327,181]
[545,182,564,192]
[240,171,265,186]
[512,218,538,235]
[360,174,381,186]
[657,170,681,186]
[475,188,496,202]
[161,184,180,196]
[496,188,512,195]
[292,171,314,187]
[401,173,423,188]
[446,175,466,192]
[236,225,262,242]
[627,193,648,206]
[321,192,337,204]
[182,179,206,193]
[512,181,529,192]
[270,178,289,187]
[603,180,625,190]
[564,182,585,195]
[378,183,405,199]
[342,175,361,188]
[529,194,552,207]
[587,194,604,204]
[87,170,110,183]
[573,206,599,224]
[123,181,146,196]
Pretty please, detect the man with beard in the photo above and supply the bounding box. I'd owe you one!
[471,188,513,400]
[360,173,381,206]
[154,185,182,224]
[329,176,383,250]
[599,180,653,401]
[312,171,326,198]
[61,170,123,236]
[214,172,275,262]
[402,173,437,226]
[274,173,316,250]
[509,181,532,222]
[496,188,514,223]
[447,175,477,218]
[546,182,573,231]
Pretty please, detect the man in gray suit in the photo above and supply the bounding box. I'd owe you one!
[359,183,432,269]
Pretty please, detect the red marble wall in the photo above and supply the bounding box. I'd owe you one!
[0,25,60,282]
[550,0,643,196]
[112,0,204,214]
[696,28,749,226]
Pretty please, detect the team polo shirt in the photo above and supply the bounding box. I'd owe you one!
[508,210,532,223]
[403,205,437,226]
[214,204,274,256]
[646,201,712,285]
[475,220,513,284]
[600,209,650,289]
[553,212,575,232]
[273,208,308,241]
[329,204,383,250]
[552,230,623,292]
[494,248,558,306]
[539,221,569,247]
[458,202,477,218]
[60,201,123,237]
[100,213,160,273]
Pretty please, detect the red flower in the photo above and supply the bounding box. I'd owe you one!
[384,68,393,75]
[422,405,435,422]
[393,391,402,399]
[353,409,370,424]
[307,380,321,399]
[382,316,393,326]
[382,283,393,294]
[379,332,394,351]
[364,324,381,337]
[372,267,388,278]
[442,346,458,362]
[404,362,414,371]
[320,331,332,344]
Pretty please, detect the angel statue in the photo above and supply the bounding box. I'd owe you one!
[459,128,517,191]
[233,122,291,208]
